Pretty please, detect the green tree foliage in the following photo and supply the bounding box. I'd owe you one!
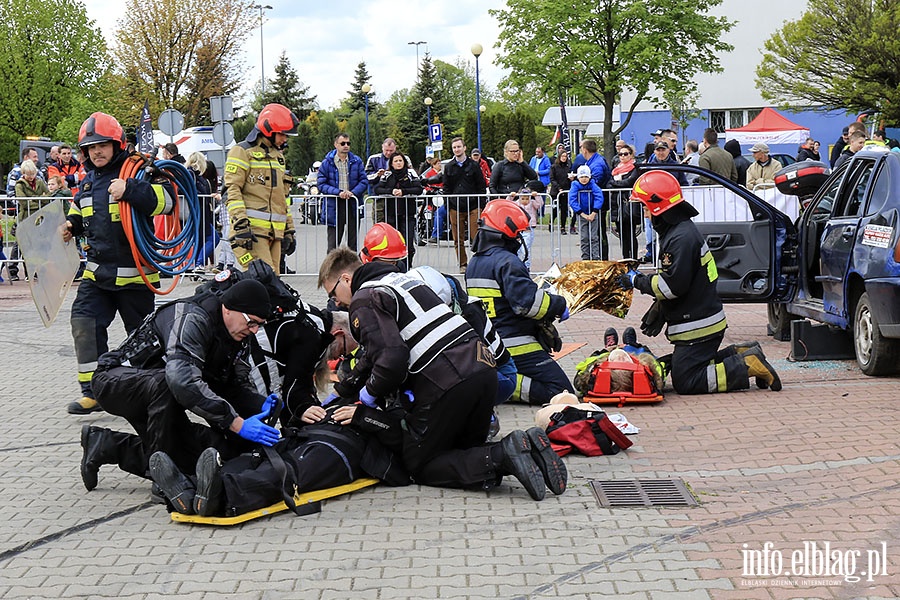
[665,87,702,146]
[285,120,317,182]
[756,0,900,121]
[114,0,255,125]
[315,113,342,158]
[397,54,452,165]
[257,52,317,121]
[0,0,106,163]
[491,0,733,159]
[343,61,378,115]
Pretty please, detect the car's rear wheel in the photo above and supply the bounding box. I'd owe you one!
[767,303,799,341]
[853,292,900,375]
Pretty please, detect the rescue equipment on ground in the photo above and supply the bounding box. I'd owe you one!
[170,478,378,525]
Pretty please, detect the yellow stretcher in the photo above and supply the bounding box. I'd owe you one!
[170,477,379,526]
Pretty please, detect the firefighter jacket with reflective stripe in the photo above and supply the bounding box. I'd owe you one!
[466,236,567,353]
[67,151,174,290]
[347,262,478,398]
[633,214,727,343]
[224,137,294,239]
[99,290,262,430]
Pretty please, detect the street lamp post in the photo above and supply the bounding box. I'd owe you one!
[424,97,433,159]
[252,4,273,94]
[362,83,372,161]
[408,41,426,79]
[471,43,483,152]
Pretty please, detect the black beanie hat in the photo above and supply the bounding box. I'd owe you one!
[221,279,271,317]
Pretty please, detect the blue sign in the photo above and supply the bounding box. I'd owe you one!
[429,124,443,143]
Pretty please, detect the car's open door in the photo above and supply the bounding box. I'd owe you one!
[640,164,798,303]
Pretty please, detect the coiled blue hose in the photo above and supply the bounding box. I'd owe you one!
[128,159,202,276]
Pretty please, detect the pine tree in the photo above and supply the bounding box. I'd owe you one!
[344,61,377,114]
[399,54,450,165]
[259,52,317,120]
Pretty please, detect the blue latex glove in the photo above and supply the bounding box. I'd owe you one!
[238,407,281,446]
[262,393,279,413]
[321,392,339,407]
[618,269,640,290]
[559,307,570,322]
[402,390,415,404]
[358,387,378,408]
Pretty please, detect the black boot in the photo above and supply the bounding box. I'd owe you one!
[526,427,567,495]
[80,424,117,492]
[499,430,545,501]
[148,451,196,514]
[193,448,224,517]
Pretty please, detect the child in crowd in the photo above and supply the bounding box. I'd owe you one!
[511,181,545,270]
[568,165,604,260]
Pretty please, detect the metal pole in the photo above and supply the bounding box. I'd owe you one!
[475,55,482,151]
[365,92,370,160]
[408,41,426,81]
[253,5,273,94]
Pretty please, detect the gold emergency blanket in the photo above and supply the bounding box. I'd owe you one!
[539,260,634,318]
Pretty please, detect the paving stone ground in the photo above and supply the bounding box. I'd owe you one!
[1,274,898,600]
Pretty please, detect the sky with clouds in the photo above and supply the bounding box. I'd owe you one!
[82,0,508,115]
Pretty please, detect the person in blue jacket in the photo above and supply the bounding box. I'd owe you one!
[568,165,605,260]
[317,133,367,251]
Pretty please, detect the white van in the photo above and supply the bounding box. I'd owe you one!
[152,126,235,171]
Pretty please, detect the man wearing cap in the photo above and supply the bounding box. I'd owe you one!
[745,143,783,189]
[80,278,279,492]
[697,128,738,185]
[644,129,663,161]
[471,148,491,187]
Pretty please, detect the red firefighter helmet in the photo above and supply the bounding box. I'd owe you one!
[78,112,126,150]
[360,223,408,263]
[257,103,300,137]
[630,170,685,216]
[479,199,530,238]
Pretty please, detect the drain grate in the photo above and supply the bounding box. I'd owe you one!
[590,479,697,507]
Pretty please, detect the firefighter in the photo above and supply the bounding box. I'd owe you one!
[359,222,409,268]
[465,199,574,406]
[224,103,299,273]
[63,112,175,415]
[318,248,567,501]
[622,170,782,394]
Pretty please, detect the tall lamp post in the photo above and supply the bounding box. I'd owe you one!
[408,41,426,79]
[362,83,372,161]
[471,43,483,151]
[252,4,273,94]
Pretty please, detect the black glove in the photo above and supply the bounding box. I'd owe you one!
[640,300,665,338]
[65,174,77,188]
[282,231,296,256]
[230,218,257,250]
[535,319,563,353]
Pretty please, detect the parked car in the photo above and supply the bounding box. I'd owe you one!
[641,152,900,376]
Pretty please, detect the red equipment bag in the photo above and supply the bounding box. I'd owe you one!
[545,406,634,457]
[584,359,664,407]
[774,161,831,197]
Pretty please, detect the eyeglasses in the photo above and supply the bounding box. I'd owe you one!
[507,149,521,153]
[618,152,631,156]
[338,141,351,146]
[328,276,343,299]
[241,312,266,331]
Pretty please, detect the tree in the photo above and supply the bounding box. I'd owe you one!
[114,0,255,125]
[397,54,451,165]
[0,0,106,163]
[258,52,317,121]
[756,0,900,121]
[343,61,377,115]
[315,113,342,158]
[491,0,734,159]
[665,87,702,146]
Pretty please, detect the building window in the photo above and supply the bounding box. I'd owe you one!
[710,111,726,133]
[710,108,765,132]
